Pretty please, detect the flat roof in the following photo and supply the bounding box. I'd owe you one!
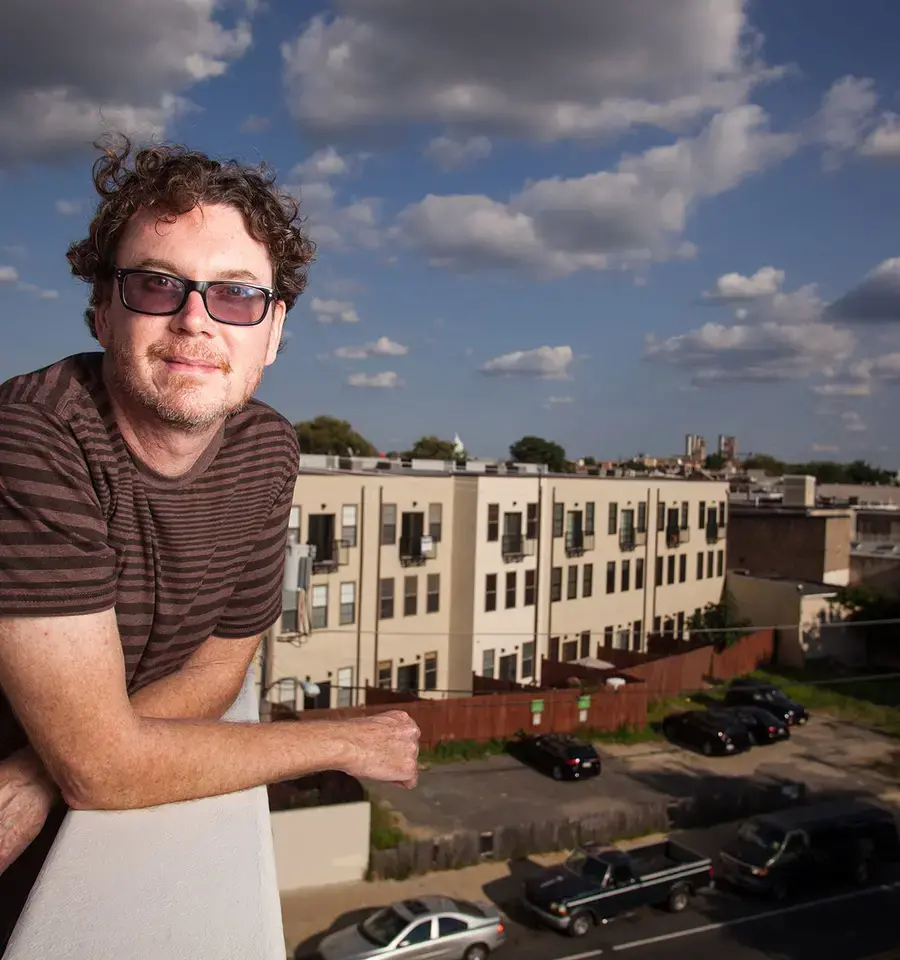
[756,799,891,829]
[729,571,838,596]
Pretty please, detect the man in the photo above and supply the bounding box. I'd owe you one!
[0,139,419,943]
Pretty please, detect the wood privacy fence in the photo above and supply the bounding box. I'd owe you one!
[299,677,648,749]
[541,629,774,699]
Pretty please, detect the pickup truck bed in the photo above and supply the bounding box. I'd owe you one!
[627,840,702,877]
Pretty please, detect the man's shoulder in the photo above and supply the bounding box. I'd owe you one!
[222,397,299,474]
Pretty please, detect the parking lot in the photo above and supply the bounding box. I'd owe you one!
[371,716,900,837]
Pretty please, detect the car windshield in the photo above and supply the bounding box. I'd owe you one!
[565,850,609,883]
[360,907,409,946]
[568,744,596,759]
[738,821,786,853]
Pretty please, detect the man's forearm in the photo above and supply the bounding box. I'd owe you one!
[128,661,245,721]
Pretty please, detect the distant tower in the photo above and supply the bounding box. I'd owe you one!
[685,434,706,461]
[718,435,737,462]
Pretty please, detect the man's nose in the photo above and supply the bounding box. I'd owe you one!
[170,290,217,335]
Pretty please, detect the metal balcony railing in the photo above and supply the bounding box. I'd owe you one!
[565,532,595,557]
[399,535,437,566]
[706,523,724,544]
[501,533,536,560]
[311,539,349,574]
[618,529,647,552]
[665,527,690,548]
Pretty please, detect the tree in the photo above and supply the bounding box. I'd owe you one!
[404,435,459,460]
[293,416,377,457]
[582,456,597,466]
[688,591,752,650]
[742,453,785,476]
[509,435,568,472]
[703,453,726,471]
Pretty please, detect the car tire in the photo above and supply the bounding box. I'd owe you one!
[568,912,592,938]
[702,741,713,757]
[552,765,563,780]
[748,731,757,746]
[668,886,690,913]
[853,859,871,886]
[772,881,788,902]
[464,944,489,960]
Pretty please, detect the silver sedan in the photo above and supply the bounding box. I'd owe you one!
[314,895,507,960]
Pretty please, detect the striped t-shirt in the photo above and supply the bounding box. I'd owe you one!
[0,352,299,761]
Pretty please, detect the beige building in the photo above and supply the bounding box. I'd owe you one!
[261,457,729,708]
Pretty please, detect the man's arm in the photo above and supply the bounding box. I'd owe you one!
[0,609,419,812]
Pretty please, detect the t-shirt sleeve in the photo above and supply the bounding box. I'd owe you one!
[0,405,118,616]
[212,434,298,639]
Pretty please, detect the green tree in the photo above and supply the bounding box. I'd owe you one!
[742,453,785,475]
[404,435,459,460]
[582,456,597,466]
[621,459,648,473]
[509,435,567,472]
[703,453,726,471]
[688,591,752,650]
[294,416,377,456]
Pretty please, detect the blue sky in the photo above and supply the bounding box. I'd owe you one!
[3,0,900,463]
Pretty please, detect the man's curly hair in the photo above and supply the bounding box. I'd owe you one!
[67,136,316,340]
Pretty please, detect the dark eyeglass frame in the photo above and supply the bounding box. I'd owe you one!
[114,267,276,327]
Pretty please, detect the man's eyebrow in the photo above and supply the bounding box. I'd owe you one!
[127,257,265,284]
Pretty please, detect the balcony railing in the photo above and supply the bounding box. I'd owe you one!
[501,533,536,560]
[399,535,437,566]
[311,539,350,574]
[618,528,647,552]
[665,527,690,548]
[706,523,724,544]
[565,531,595,557]
[5,669,284,960]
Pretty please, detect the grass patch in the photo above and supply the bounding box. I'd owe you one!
[369,798,406,850]
[647,695,699,725]
[419,737,509,765]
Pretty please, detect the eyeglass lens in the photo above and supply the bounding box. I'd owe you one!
[123,271,267,325]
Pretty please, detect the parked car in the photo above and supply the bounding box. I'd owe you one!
[313,896,506,960]
[523,839,714,937]
[720,800,900,900]
[715,705,790,745]
[508,731,601,780]
[723,683,809,725]
[661,709,753,756]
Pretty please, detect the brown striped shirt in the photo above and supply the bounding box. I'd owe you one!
[0,352,299,761]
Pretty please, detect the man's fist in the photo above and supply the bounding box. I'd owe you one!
[339,710,421,789]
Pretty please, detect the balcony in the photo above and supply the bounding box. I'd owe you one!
[399,535,437,566]
[501,533,536,561]
[665,527,690,548]
[5,670,284,960]
[618,528,647,552]
[565,531,595,557]
[311,539,350,574]
[706,524,724,544]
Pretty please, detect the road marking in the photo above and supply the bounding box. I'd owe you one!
[555,950,604,960]
[610,881,900,952]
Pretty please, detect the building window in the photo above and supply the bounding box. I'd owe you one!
[580,630,591,658]
[657,504,666,532]
[707,550,715,578]
[526,502,539,539]
[379,578,394,619]
[664,617,675,639]
[549,636,560,661]
[718,502,727,526]
[632,620,642,650]
[381,504,397,545]
[621,559,630,592]
[506,571,517,608]
[426,573,440,613]
[311,584,328,629]
[428,503,443,542]
[308,513,337,567]
[567,565,578,600]
[550,566,563,602]
[717,549,724,577]
[680,501,689,530]
[653,615,661,634]
[521,641,535,679]
[336,667,353,708]
[487,503,499,541]
[608,502,618,535]
[636,558,645,590]
[696,552,704,580]
[341,504,358,547]
[606,560,616,594]
[397,663,419,694]
[676,611,685,639]
[339,582,356,625]
[655,555,663,586]
[603,626,614,648]
[585,502,595,536]
[482,648,495,678]
[552,502,565,537]
[698,501,707,529]
[679,554,687,583]
[403,575,418,616]
[524,569,536,606]
[583,563,593,598]
[424,652,438,691]
[563,639,578,661]
[377,660,392,689]
[281,597,298,634]
[667,554,676,585]
[637,501,647,533]
[485,573,498,612]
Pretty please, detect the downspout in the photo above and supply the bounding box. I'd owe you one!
[355,486,365,706]
[372,486,384,683]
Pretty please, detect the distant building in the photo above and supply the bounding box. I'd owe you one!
[684,433,707,462]
[718,434,737,462]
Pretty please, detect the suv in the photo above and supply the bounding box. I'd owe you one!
[509,732,601,780]
[724,682,809,725]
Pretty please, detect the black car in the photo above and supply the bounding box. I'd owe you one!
[508,732,601,780]
[716,705,790,745]
[662,710,753,756]
[723,684,809,725]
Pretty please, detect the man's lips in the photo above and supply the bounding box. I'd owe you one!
[163,356,222,371]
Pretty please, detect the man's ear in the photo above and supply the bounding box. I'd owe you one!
[265,300,287,366]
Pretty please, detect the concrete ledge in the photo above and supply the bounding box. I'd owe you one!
[6,671,284,960]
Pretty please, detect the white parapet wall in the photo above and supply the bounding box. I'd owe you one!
[271,801,371,892]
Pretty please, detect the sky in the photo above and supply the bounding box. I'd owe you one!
[3,1,900,464]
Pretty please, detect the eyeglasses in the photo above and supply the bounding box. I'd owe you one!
[114,268,275,327]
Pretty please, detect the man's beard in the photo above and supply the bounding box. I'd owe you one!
[105,333,264,431]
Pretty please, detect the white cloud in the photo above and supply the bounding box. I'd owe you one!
[811,443,840,454]
[240,114,270,133]
[702,265,784,301]
[310,298,361,324]
[334,336,408,359]
[842,411,867,433]
[860,113,900,161]
[424,134,492,171]
[346,370,404,389]
[55,199,82,215]
[812,381,871,397]
[282,1,779,144]
[811,76,878,170]
[546,395,575,405]
[0,1,252,167]
[0,266,56,299]
[291,146,350,180]
[0,265,19,283]
[481,345,574,380]
[828,257,900,324]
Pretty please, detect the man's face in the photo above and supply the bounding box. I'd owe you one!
[94,203,285,431]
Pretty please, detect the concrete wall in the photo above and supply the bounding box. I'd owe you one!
[728,572,805,668]
[851,552,900,592]
[270,802,371,892]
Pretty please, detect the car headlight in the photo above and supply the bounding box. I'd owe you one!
[549,902,568,915]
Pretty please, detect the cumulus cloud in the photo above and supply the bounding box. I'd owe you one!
[55,199,82,215]
[291,146,351,180]
[424,134,492,171]
[240,114,270,133]
[545,395,575,406]
[0,265,57,299]
[347,370,403,388]
[0,265,19,283]
[842,411,867,433]
[702,266,784,301]
[282,1,778,144]
[811,443,840,453]
[481,345,574,380]
[310,298,361,324]
[334,336,408,359]
[860,114,900,161]
[827,258,900,324]
[0,0,253,167]
[811,76,879,170]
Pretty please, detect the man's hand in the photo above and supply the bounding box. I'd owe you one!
[338,711,421,789]
[0,748,60,875]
